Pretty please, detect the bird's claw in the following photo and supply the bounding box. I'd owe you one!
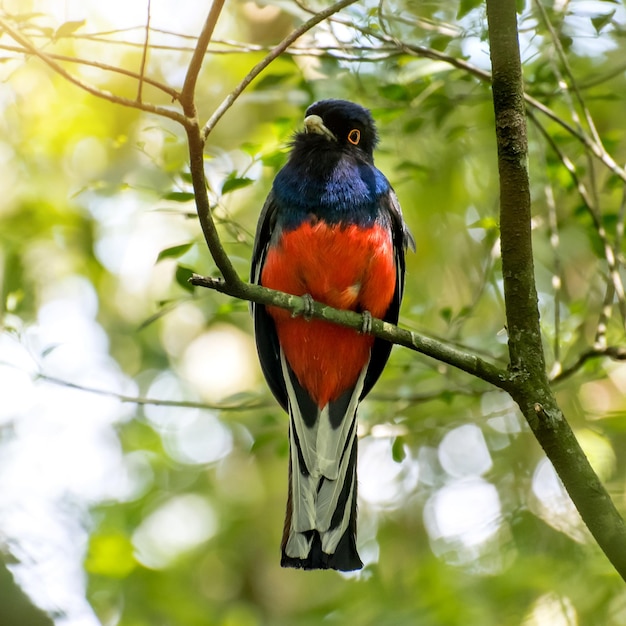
[360,310,373,334]
[300,294,314,321]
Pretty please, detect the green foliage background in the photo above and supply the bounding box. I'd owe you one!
[1,0,626,624]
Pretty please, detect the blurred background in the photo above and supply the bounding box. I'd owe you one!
[1,0,626,624]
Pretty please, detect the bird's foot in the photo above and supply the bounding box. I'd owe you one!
[300,294,314,321]
[360,310,373,334]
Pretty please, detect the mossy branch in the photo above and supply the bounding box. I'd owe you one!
[189,274,512,390]
[486,0,626,581]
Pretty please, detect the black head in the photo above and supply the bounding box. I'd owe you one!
[302,99,379,161]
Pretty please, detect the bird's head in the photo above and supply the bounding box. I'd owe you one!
[300,99,379,162]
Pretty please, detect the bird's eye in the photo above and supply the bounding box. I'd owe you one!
[347,129,361,145]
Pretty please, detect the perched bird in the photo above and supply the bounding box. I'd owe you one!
[251,99,414,571]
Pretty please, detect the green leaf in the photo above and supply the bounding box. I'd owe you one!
[591,11,614,33]
[261,151,288,169]
[468,216,499,230]
[457,0,482,19]
[430,35,453,52]
[5,289,23,312]
[85,533,136,578]
[39,26,55,39]
[54,19,85,39]
[175,265,195,293]
[378,84,410,102]
[163,191,195,203]
[240,142,262,156]
[156,243,193,263]
[254,73,292,91]
[439,307,453,323]
[218,390,263,408]
[221,174,254,195]
[392,437,406,463]
[441,390,455,404]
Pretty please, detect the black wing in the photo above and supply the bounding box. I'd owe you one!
[360,188,415,400]
[250,190,289,411]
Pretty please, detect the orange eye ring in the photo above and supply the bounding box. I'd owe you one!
[347,129,360,145]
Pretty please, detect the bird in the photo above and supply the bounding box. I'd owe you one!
[250,99,414,571]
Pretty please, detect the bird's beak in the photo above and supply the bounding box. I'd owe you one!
[304,115,337,141]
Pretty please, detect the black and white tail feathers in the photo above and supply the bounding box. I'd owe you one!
[279,349,366,571]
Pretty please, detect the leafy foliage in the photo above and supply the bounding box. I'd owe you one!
[1,0,626,624]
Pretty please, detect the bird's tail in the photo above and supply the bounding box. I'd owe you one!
[280,352,365,571]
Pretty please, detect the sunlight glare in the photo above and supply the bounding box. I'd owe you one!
[132,494,218,569]
[0,277,138,625]
[522,593,578,626]
[530,458,586,543]
[424,478,501,547]
[180,324,258,402]
[358,436,419,510]
[438,424,492,478]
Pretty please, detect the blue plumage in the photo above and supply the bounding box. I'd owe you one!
[273,158,392,229]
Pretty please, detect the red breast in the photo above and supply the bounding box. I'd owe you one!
[261,220,396,407]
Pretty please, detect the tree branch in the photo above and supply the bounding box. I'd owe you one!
[486,0,626,581]
[37,371,481,412]
[136,0,152,103]
[551,345,626,384]
[534,0,604,150]
[298,6,626,183]
[7,0,626,580]
[529,110,626,326]
[177,0,239,284]
[36,373,269,411]
[0,44,180,99]
[185,0,360,285]
[488,1,540,373]
[186,121,241,284]
[180,0,226,114]
[0,17,188,127]
[201,0,359,141]
[189,274,512,391]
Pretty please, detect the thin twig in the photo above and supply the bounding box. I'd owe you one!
[0,17,188,126]
[371,387,485,404]
[545,181,562,373]
[301,5,626,183]
[534,0,604,149]
[35,373,486,413]
[616,183,626,256]
[0,44,180,98]
[170,0,235,284]
[187,0,361,285]
[201,0,360,141]
[9,30,410,58]
[180,0,226,114]
[137,0,152,103]
[595,283,614,351]
[37,373,269,411]
[552,345,626,383]
[529,111,626,326]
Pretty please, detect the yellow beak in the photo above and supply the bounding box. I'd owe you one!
[303,115,337,141]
